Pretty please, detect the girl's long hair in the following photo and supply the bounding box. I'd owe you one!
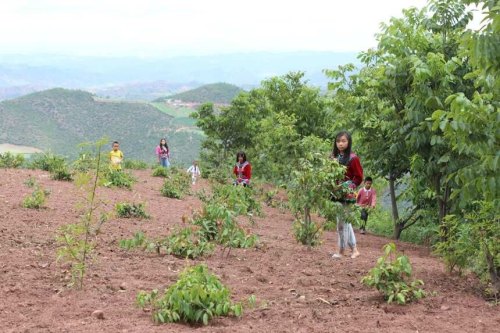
[159,138,168,151]
[332,131,352,165]
[236,151,247,163]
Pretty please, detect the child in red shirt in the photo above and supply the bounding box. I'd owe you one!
[356,177,377,234]
[233,151,252,186]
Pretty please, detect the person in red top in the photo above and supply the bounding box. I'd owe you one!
[233,151,252,186]
[356,176,377,234]
[331,131,363,259]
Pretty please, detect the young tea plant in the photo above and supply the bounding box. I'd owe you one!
[115,202,150,219]
[160,168,191,199]
[152,166,170,177]
[288,137,345,247]
[103,169,136,189]
[22,181,50,209]
[120,227,214,259]
[123,159,149,170]
[56,138,110,288]
[136,264,242,325]
[0,152,25,168]
[361,243,426,304]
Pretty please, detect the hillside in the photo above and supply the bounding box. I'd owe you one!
[0,88,202,164]
[155,83,243,104]
[0,168,498,332]
[90,81,201,101]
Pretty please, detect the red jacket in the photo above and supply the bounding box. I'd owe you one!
[233,162,252,181]
[344,153,363,187]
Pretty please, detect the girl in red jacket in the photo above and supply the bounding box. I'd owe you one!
[233,151,252,186]
[331,131,363,259]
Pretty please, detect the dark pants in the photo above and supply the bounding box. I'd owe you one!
[360,209,369,231]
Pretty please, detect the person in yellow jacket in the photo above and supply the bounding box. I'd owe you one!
[109,141,124,170]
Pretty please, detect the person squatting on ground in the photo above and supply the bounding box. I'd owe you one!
[233,151,252,187]
[109,141,124,170]
[186,160,201,185]
[155,138,170,168]
[356,176,377,234]
[330,131,363,259]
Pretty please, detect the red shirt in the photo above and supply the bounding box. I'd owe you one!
[356,187,377,208]
[340,153,363,187]
[233,162,252,181]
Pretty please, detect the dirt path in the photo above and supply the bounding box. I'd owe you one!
[0,169,497,333]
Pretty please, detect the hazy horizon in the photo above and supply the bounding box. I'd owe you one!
[1,0,429,57]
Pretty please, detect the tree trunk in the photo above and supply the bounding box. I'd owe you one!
[484,244,500,296]
[388,173,402,240]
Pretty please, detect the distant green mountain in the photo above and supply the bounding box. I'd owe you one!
[0,88,202,165]
[155,83,243,104]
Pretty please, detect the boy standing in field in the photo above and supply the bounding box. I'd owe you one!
[356,176,377,234]
[109,141,124,170]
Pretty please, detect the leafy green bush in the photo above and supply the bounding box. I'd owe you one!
[0,152,25,168]
[28,151,73,181]
[191,202,258,248]
[435,201,499,297]
[115,202,150,219]
[160,170,191,199]
[120,228,214,259]
[50,165,73,181]
[29,152,66,171]
[211,184,262,217]
[288,140,346,247]
[103,170,136,189]
[23,183,49,209]
[119,231,148,250]
[24,176,36,188]
[164,228,215,259]
[123,159,149,170]
[361,243,426,304]
[136,264,242,325]
[152,166,170,177]
[293,219,322,246]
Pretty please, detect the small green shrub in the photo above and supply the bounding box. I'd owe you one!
[103,170,136,189]
[152,166,170,177]
[293,219,322,246]
[115,202,150,219]
[0,152,25,168]
[29,152,66,171]
[211,184,262,217]
[136,264,242,325]
[119,231,148,250]
[24,176,36,188]
[191,202,258,248]
[160,170,191,199]
[361,243,426,304]
[164,227,215,259]
[120,228,214,259]
[123,159,149,170]
[51,165,73,181]
[23,184,49,209]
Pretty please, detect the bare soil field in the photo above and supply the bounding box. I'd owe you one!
[0,169,498,333]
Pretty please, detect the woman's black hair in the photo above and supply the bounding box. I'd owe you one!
[236,151,247,163]
[332,131,352,165]
[159,138,168,150]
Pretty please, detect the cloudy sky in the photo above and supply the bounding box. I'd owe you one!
[0,0,470,57]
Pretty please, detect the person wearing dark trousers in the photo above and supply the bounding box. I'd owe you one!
[356,177,377,234]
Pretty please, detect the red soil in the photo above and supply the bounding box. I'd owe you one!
[0,169,498,333]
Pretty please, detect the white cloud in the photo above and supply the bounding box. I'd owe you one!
[0,0,452,57]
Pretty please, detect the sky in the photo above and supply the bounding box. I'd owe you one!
[0,0,478,58]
